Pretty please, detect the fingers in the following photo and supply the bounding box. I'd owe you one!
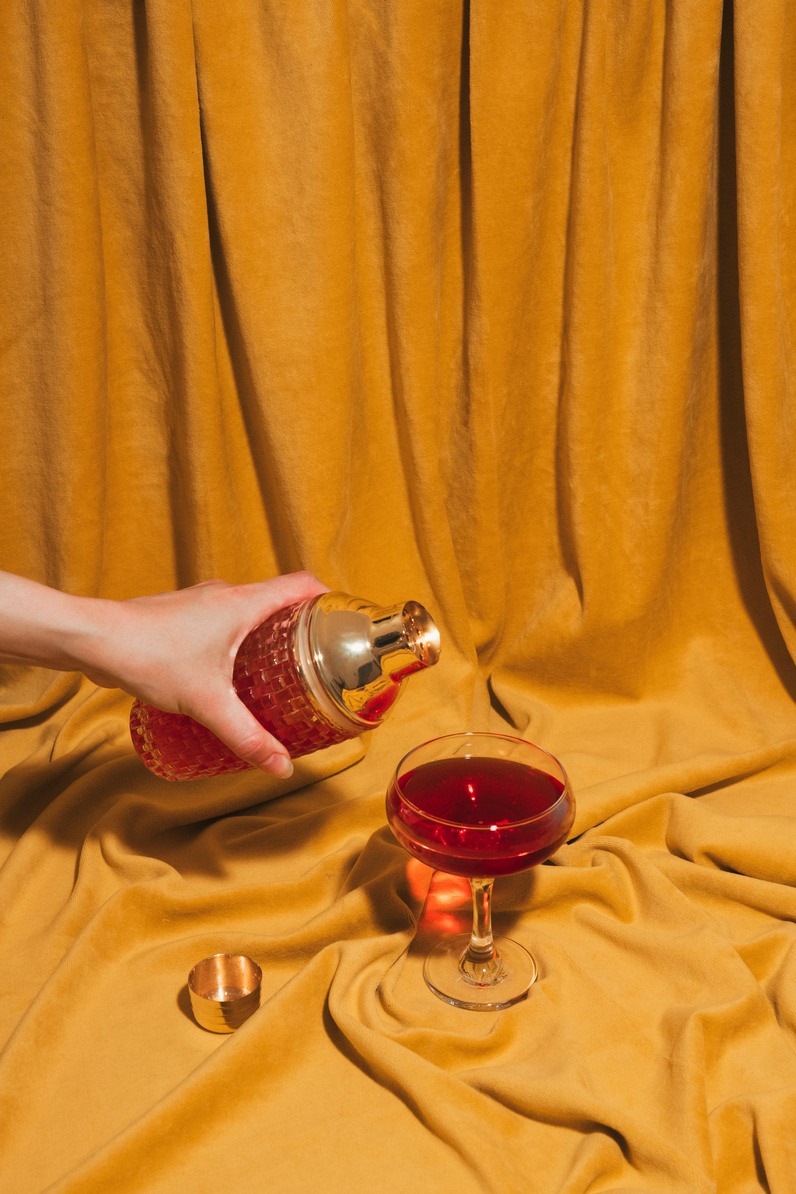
[254,571,329,609]
[194,690,294,779]
[286,570,330,597]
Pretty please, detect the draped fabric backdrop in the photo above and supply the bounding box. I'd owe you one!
[1,1,796,1190]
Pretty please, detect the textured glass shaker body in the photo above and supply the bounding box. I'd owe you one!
[130,592,441,781]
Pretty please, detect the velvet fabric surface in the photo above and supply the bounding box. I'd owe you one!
[2,2,796,1191]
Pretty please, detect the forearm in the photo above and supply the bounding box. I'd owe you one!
[0,571,111,674]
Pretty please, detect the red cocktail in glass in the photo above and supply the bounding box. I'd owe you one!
[387,732,575,1010]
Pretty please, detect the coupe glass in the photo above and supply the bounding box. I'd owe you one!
[387,732,575,1010]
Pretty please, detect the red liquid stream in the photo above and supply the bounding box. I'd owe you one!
[387,756,574,878]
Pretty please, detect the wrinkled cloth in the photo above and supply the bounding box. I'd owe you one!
[1,1,796,1191]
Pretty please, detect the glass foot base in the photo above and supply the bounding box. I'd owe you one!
[423,933,537,1011]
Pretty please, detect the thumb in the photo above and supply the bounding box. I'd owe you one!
[194,689,294,779]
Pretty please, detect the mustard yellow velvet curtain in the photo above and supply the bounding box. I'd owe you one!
[2,1,796,1191]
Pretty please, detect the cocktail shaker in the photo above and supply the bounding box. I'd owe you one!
[130,591,441,781]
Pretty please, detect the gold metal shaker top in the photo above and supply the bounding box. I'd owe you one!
[295,592,441,728]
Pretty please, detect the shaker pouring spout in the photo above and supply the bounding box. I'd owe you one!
[370,601,442,676]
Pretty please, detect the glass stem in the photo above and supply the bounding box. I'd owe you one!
[467,877,496,960]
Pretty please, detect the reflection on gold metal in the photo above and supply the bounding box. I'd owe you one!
[188,954,262,1033]
[295,592,441,727]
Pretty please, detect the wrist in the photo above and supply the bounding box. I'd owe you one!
[55,593,120,678]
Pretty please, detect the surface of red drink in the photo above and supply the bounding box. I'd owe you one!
[387,756,575,877]
[130,602,353,781]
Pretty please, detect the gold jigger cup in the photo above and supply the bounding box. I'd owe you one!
[188,954,262,1033]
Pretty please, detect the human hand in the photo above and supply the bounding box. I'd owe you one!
[79,573,329,778]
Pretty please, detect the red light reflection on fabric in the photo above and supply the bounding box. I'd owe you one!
[407,859,471,935]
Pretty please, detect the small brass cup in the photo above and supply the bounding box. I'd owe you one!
[188,954,262,1033]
